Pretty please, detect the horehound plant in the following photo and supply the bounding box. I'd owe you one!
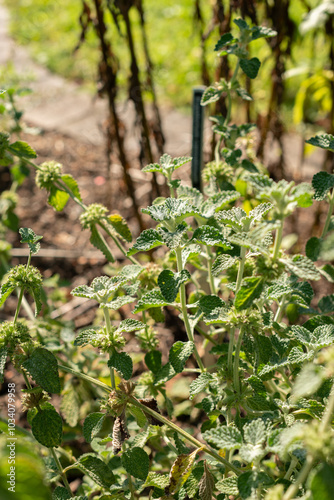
[1,18,334,500]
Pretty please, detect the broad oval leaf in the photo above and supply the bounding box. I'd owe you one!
[31,408,63,447]
[121,447,149,480]
[22,347,61,394]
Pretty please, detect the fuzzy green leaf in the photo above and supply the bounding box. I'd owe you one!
[283,254,321,280]
[243,419,267,445]
[108,352,133,380]
[306,236,322,261]
[159,223,188,249]
[216,476,239,495]
[19,227,43,254]
[203,426,242,450]
[61,174,82,201]
[74,327,101,347]
[142,198,198,222]
[251,26,277,40]
[0,282,15,307]
[72,275,126,302]
[212,254,236,276]
[320,264,334,282]
[9,140,37,158]
[216,206,247,229]
[201,86,223,105]
[48,186,70,211]
[249,202,272,221]
[108,213,132,242]
[238,471,274,499]
[169,341,194,373]
[77,454,115,488]
[127,229,163,256]
[134,290,170,313]
[189,372,215,399]
[214,32,235,50]
[83,413,106,443]
[154,362,177,384]
[198,461,215,500]
[158,269,190,302]
[52,486,73,500]
[89,224,114,262]
[60,386,80,427]
[240,57,261,79]
[235,277,264,311]
[22,347,61,394]
[192,226,232,248]
[181,244,201,267]
[145,350,162,374]
[121,447,149,480]
[306,134,334,151]
[312,171,334,200]
[116,319,144,333]
[144,471,170,489]
[319,294,334,313]
[31,408,63,447]
[118,264,144,280]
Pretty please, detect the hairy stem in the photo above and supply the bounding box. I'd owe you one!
[175,248,205,372]
[51,448,73,497]
[206,247,216,295]
[195,324,218,346]
[129,396,241,475]
[58,364,241,475]
[273,220,283,261]
[233,327,244,394]
[235,246,246,295]
[225,61,240,125]
[103,308,116,389]
[274,295,287,323]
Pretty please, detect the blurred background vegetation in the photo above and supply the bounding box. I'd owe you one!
[4,0,334,123]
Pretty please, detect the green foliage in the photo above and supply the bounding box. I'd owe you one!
[121,447,150,480]
[108,352,133,380]
[31,408,63,448]
[22,348,61,394]
[2,14,334,500]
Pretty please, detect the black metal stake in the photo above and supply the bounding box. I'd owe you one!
[191,87,205,192]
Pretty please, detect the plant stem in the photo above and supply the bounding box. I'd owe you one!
[195,324,218,346]
[51,448,73,497]
[57,364,241,475]
[13,289,24,325]
[235,246,246,295]
[175,248,205,372]
[273,220,283,261]
[206,247,216,295]
[233,327,244,394]
[274,295,287,323]
[282,454,314,500]
[225,61,240,125]
[103,308,116,390]
[227,327,235,380]
[98,220,140,265]
[321,190,334,237]
[129,396,242,475]
[284,455,299,481]
[59,364,111,391]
